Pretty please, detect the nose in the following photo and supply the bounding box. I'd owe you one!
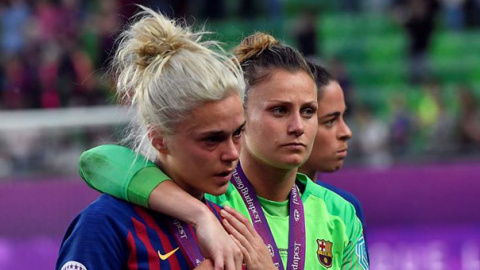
[338,118,352,141]
[221,138,241,162]
[288,113,305,136]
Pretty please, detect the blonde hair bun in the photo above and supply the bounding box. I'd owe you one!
[132,15,195,69]
[111,5,245,160]
[113,5,204,103]
[234,32,280,64]
[136,41,182,68]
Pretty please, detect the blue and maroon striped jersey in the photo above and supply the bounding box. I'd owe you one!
[56,194,223,270]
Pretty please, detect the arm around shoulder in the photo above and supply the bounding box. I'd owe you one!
[78,144,170,207]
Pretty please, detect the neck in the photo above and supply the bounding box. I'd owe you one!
[240,153,298,202]
[299,168,317,182]
[157,160,204,200]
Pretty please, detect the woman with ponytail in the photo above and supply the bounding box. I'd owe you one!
[56,6,248,270]
[75,32,369,269]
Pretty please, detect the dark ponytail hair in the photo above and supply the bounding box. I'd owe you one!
[233,32,313,101]
[308,62,335,100]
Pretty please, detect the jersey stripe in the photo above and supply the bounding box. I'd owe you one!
[206,201,223,221]
[352,245,358,270]
[342,242,355,270]
[132,217,160,270]
[126,231,139,270]
[135,206,181,269]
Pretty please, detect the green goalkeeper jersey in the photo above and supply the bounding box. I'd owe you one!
[80,145,369,269]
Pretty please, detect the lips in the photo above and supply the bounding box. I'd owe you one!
[280,142,307,152]
[215,169,234,178]
[337,148,348,158]
[282,142,306,147]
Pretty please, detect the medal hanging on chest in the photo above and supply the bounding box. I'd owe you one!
[231,163,306,270]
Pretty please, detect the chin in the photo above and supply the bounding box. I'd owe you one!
[331,163,343,172]
[320,162,343,173]
[286,155,309,166]
[319,167,337,173]
[208,184,229,196]
[282,161,305,170]
[332,166,342,172]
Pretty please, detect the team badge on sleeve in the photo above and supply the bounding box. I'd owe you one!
[316,239,333,268]
[61,261,87,270]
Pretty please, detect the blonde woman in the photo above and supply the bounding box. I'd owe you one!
[56,6,249,270]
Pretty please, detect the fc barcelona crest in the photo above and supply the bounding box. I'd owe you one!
[316,239,333,268]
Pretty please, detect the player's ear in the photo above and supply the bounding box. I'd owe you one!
[148,125,169,154]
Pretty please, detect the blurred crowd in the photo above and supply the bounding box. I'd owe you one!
[2,0,480,109]
[0,0,130,110]
[346,81,480,169]
[1,0,480,178]
[0,0,283,110]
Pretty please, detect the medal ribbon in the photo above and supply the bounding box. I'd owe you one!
[167,217,204,267]
[231,163,306,270]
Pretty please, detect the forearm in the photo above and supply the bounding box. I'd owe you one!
[79,144,168,208]
[148,180,212,226]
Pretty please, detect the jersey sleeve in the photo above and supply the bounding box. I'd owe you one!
[341,214,369,270]
[56,200,128,270]
[79,144,170,208]
[312,178,370,269]
[316,180,369,262]
[316,180,367,228]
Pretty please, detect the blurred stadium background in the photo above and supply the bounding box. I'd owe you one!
[1,0,479,269]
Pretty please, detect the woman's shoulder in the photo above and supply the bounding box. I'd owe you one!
[301,175,359,226]
[82,194,135,215]
[67,195,137,232]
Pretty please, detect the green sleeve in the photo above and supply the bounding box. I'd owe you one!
[78,144,170,208]
[341,212,369,269]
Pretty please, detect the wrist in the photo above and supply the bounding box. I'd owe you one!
[190,203,215,228]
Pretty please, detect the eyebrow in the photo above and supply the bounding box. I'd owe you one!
[319,106,347,119]
[320,112,341,119]
[199,121,246,137]
[266,100,318,105]
[304,101,319,107]
[237,121,246,130]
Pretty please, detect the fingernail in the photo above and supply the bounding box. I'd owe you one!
[220,209,226,216]
[224,205,231,210]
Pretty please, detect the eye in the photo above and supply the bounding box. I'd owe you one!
[324,118,336,128]
[233,127,244,138]
[203,136,222,146]
[301,107,316,118]
[271,107,288,116]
